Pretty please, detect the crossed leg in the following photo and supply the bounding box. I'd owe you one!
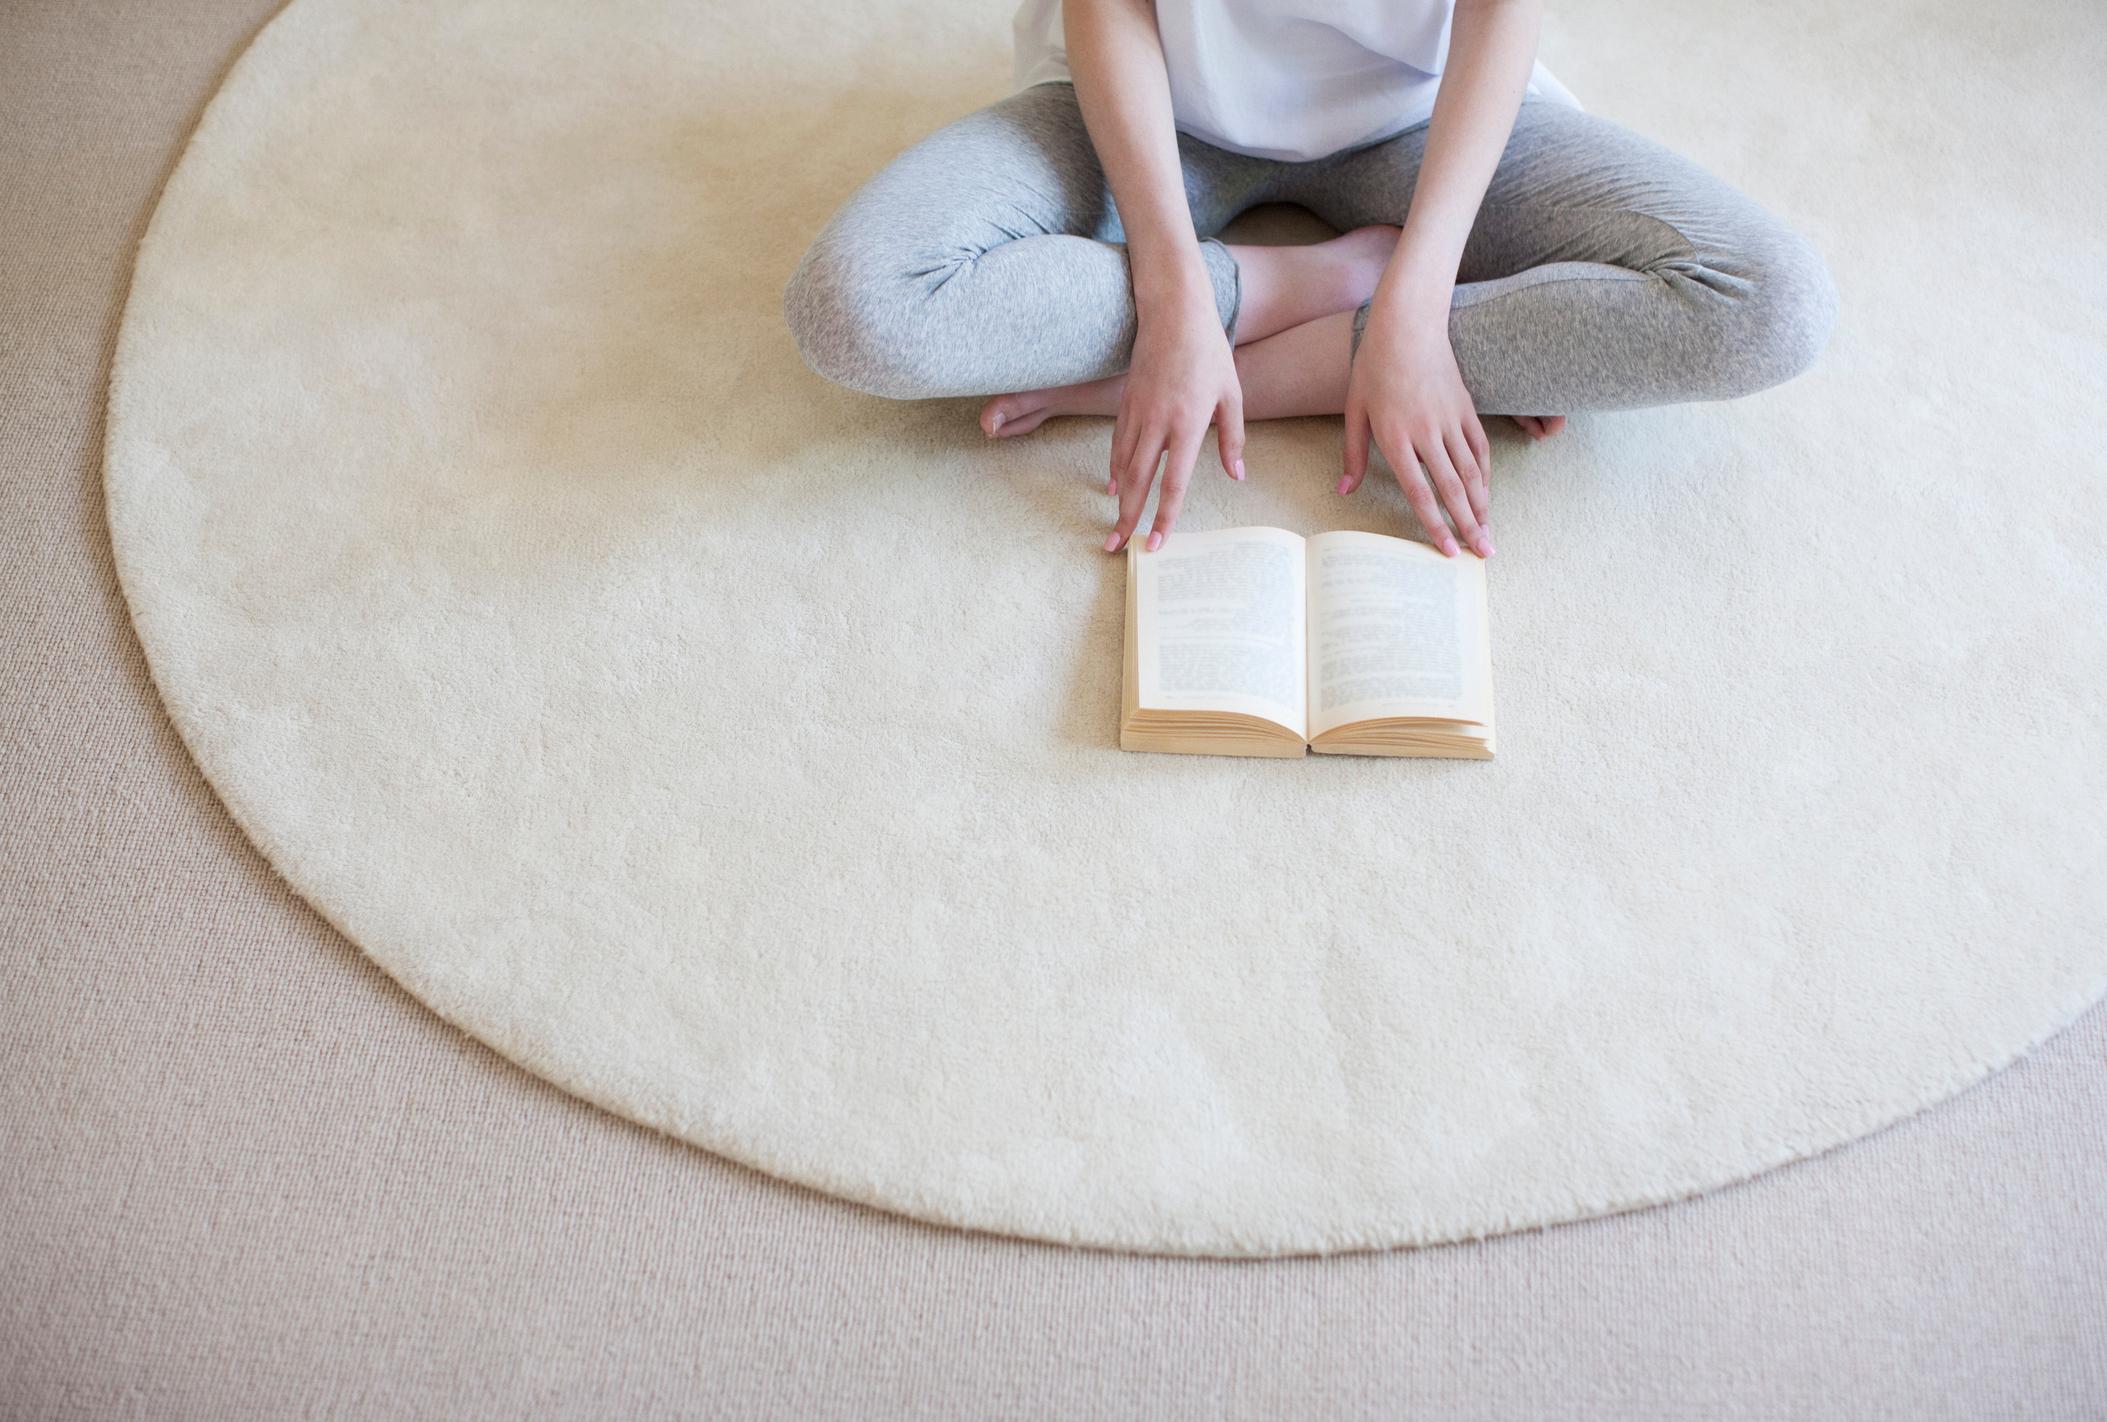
[982,303,1569,441]
[974,98,1838,444]
[784,89,1833,442]
[976,226,1434,438]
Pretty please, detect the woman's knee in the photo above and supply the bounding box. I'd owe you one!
[785,230,906,399]
[782,224,955,401]
[1709,222,1840,398]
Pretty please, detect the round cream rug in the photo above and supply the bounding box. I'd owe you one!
[106,0,2106,1255]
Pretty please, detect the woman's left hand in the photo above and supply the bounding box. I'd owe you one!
[1339,299,1495,558]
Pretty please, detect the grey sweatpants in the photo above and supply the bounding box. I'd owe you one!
[783,81,1837,413]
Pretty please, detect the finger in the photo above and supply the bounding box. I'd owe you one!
[1148,421,1208,550]
[1465,409,1495,536]
[1423,433,1488,557]
[1108,432,1163,551]
[1464,409,1492,487]
[1512,415,1542,440]
[1541,414,1567,437]
[1340,405,1370,495]
[1385,431,1458,556]
[1445,427,1491,535]
[1109,407,1138,497]
[1216,395,1246,482]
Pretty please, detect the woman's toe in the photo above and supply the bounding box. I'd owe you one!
[981,394,1057,438]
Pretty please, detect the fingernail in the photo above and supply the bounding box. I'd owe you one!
[1232,459,1246,481]
[1335,476,1351,495]
[1441,538,1458,556]
[1107,478,1117,496]
[1474,535,1494,557]
[988,413,1004,435]
[1104,531,1124,552]
[1146,531,1163,552]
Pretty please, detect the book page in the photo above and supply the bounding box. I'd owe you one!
[1305,530,1491,738]
[1131,526,1307,738]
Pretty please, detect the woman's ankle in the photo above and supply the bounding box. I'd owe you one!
[1224,226,1400,345]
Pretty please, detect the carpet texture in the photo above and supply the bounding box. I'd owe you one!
[102,0,2106,1255]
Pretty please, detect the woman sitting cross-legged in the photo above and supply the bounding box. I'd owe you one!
[784,0,1839,556]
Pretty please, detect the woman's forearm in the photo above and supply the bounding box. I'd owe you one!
[1063,0,1214,312]
[1376,0,1541,317]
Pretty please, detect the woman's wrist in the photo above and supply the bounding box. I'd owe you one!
[1371,270,1455,335]
[1372,230,1463,325]
[1128,241,1216,319]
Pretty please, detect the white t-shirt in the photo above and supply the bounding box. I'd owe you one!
[1012,0,1580,164]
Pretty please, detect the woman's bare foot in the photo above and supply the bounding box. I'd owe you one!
[1510,414,1567,440]
[981,372,1127,438]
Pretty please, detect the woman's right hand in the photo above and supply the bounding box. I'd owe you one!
[1105,280,1246,553]
[1061,0,1240,551]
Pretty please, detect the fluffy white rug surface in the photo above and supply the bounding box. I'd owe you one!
[105,0,2105,1255]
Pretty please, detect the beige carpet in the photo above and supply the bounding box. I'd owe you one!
[98,0,2107,1257]
[6,0,2107,1411]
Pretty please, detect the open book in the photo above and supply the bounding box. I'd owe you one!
[1121,526,1494,759]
